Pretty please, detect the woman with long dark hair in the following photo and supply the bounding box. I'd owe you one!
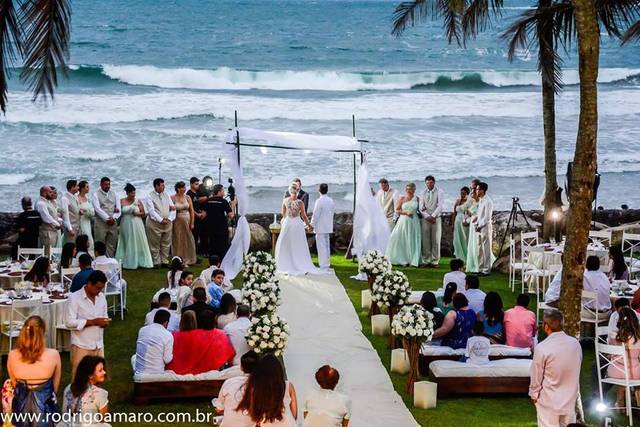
[237,354,298,426]
[608,307,640,408]
[61,356,109,425]
[421,291,445,346]
[115,183,153,269]
[217,293,237,329]
[477,291,505,344]
[437,282,457,316]
[24,257,51,287]
[60,242,76,269]
[166,256,184,289]
[609,244,630,281]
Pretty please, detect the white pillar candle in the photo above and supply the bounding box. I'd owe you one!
[414,381,437,409]
[390,348,410,374]
[371,314,390,336]
[361,290,372,310]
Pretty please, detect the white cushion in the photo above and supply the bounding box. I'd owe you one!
[420,344,465,356]
[131,355,243,382]
[488,345,531,357]
[420,344,531,357]
[430,358,532,378]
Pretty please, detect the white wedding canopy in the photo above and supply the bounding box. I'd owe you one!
[220,124,388,280]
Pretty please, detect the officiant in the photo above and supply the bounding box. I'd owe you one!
[283,178,309,212]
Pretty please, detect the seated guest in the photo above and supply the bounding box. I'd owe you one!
[442,259,466,292]
[504,293,537,349]
[224,304,252,365]
[60,242,76,269]
[237,354,298,427]
[582,255,612,319]
[437,282,457,316]
[476,291,505,344]
[464,275,486,314]
[182,287,213,325]
[607,307,640,409]
[176,270,194,312]
[214,351,260,427]
[608,244,630,281]
[144,291,180,332]
[24,256,51,288]
[303,365,351,427]
[74,234,91,266]
[199,255,221,284]
[207,269,226,310]
[166,256,184,289]
[134,310,173,375]
[70,254,95,293]
[92,241,128,299]
[61,356,108,426]
[420,292,444,345]
[434,293,476,349]
[217,294,237,329]
[544,265,563,306]
[189,277,212,305]
[608,298,640,338]
[465,322,491,365]
[167,310,235,374]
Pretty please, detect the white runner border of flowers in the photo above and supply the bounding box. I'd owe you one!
[277,272,420,427]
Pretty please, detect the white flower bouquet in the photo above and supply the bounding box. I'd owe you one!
[371,270,411,308]
[358,250,391,276]
[242,276,281,315]
[246,313,290,356]
[242,251,277,281]
[391,304,434,342]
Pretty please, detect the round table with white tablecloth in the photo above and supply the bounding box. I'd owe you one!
[0,291,68,354]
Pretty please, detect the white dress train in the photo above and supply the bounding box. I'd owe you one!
[276,198,320,275]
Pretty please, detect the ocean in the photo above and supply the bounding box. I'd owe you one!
[1,0,639,214]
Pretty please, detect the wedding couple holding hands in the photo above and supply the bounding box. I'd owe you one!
[275,178,335,276]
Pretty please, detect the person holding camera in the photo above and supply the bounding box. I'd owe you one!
[203,184,235,260]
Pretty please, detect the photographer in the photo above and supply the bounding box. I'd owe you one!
[196,176,216,255]
[203,183,235,259]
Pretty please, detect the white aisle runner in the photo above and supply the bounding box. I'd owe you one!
[278,272,419,427]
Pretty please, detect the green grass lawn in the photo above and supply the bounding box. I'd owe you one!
[2,254,619,426]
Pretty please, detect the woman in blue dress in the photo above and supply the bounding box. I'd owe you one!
[386,183,422,267]
[434,293,476,349]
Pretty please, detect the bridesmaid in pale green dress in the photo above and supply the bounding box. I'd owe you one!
[386,183,422,267]
[466,192,481,273]
[452,186,471,261]
[77,181,95,253]
[116,183,153,269]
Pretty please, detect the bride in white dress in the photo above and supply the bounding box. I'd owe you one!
[276,183,320,275]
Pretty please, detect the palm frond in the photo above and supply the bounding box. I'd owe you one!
[501,8,537,62]
[596,0,640,38]
[392,0,432,36]
[461,0,503,41]
[439,0,462,45]
[622,20,640,44]
[0,0,23,112]
[19,0,71,104]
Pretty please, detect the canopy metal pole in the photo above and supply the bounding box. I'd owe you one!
[234,110,240,166]
[352,115,357,214]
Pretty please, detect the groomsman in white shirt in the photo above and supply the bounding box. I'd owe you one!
[92,177,121,257]
[475,182,494,275]
[375,178,397,230]
[60,179,80,244]
[145,178,176,268]
[311,183,335,270]
[35,186,61,253]
[419,175,444,268]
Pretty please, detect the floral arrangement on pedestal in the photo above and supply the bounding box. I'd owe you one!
[246,313,290,356]
[359,250,391,315]
[392,304,434,394]
[372,270,411,348]
[242,276,281,316]
[242,251,277,281]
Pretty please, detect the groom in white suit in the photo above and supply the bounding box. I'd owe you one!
[311,183,335,270]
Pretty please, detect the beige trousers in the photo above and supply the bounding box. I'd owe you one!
[39,227,58,254]
[70,345,104,379]
[94,219,118,257]
[146,219,173,266]
[420,217,441,266]
[479,225,493,274]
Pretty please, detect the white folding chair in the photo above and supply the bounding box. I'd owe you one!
[16,247,44,263]
[95,262,125,320]
[48,246,62,261]
[589,229,612,247]
[519,231,540,293]
[595,342,640,426]
[534,264,562,324]
[60,267,80,292]
[1,298,43,352]
[622,232,640,278]
[508,236,522,292]
[581,289,609,340]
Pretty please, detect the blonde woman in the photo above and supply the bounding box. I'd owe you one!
[386,183,421,266]
[275,182,319,275]
[4,316,61,422]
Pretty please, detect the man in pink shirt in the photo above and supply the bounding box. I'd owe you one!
[529,309,582,427]
[504,294,537,349]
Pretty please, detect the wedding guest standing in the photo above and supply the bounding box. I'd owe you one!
[35,185,61,253]
[375,178,397,230]
[60,356,109,426]
[465,186,481,273]
[529,309,581,427]
[419,175,444,268]
[171,181,197,266]
[452,186,471,261]
[475,182,494,275]
[13,197,41,259]
[203,184,234,260]
[187,177,206,253]
[311,183,335,271]
[77,181,95,253]
[145,178,176,268]
[386,183,421,267]
[92,177,120,257]
[60,180,80,245]
[116,183,153,269]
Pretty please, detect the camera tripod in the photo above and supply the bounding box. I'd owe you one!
[495,197,531,266]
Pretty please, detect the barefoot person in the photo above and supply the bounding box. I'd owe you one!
[60,180,80,245]
[145,178,176,268]
[375,178,397,230]
[311,183,335,271]
[92,177,120,257]
[419,175,444,268]
[386,183,421,267]
[475,182,494,275]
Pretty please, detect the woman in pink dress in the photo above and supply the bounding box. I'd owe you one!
[608,307,640,408]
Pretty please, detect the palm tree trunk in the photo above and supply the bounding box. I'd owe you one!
[558,0,600,338]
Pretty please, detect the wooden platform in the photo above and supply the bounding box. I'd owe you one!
[428,370,530,397]
[133,379,224,405]
[418,353,531,377]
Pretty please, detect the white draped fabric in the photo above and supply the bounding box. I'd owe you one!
[233,127,361,152]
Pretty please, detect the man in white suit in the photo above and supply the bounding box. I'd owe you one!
[475,181,494,275]
[311,183,335,270]
[375,178,397,230]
